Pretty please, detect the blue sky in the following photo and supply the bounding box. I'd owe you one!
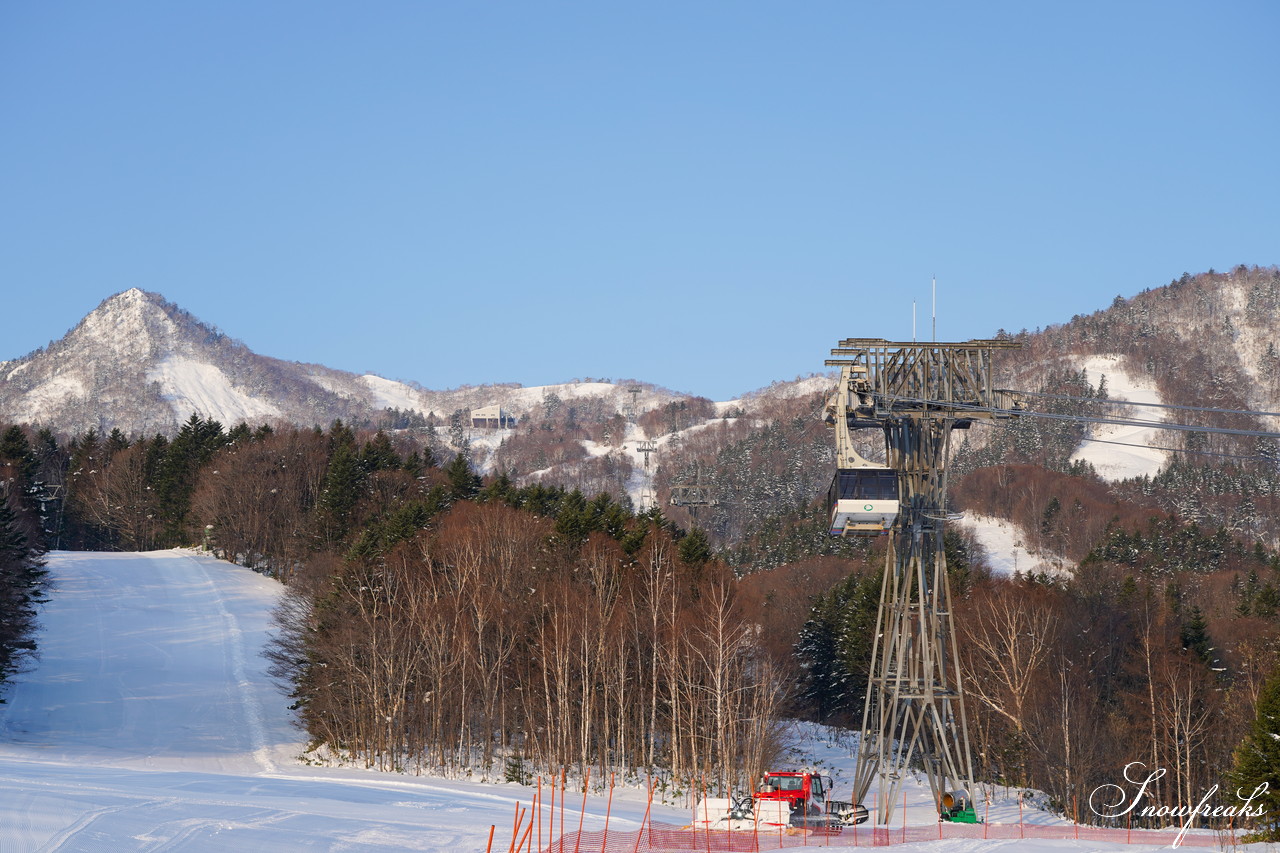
[2,2,1277,400]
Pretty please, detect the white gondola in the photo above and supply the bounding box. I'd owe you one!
[824,364,899,536]
[827,467,898,536]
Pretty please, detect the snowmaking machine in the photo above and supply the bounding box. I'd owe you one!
[939,789,980,823]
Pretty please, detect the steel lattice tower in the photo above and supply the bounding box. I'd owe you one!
[825,338,1022,824]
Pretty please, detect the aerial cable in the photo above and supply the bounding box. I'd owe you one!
[880,394,1280,440]
[1075,436,1272,463]
[1014,389,1280,420]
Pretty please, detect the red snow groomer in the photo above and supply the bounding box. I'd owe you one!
[753,771,868,830]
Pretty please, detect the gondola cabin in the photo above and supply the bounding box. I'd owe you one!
[828,468,899,536]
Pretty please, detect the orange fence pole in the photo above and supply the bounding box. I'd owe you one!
[573,768,591,853]
[702,776,711,853]
[518,815,535,853]
[560,768,567,853]
[902,790,906,845]
[600,773,614,853]
[633,775,654,853]
[537,777,542,853]
[487,825,496,853]
[510,806,526,853]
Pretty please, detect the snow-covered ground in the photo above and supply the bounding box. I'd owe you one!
[957,514,1071,577]
[1069,355,1168,481]
[0,550,1260,851]
[148,355,283,424]
[0,551,684,850]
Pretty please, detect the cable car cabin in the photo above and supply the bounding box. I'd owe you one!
[828,468,899,536]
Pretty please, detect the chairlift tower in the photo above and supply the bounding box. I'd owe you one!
[669,462,719,523]
[825,338,1022,825]
[625,385,643,422]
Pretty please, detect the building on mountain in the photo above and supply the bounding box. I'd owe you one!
[470,404,516,429]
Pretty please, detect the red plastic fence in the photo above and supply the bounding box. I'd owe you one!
[533,819,1234,852]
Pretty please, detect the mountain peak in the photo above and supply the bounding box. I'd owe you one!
[93,287,171,320]
[103,287,161,307]
[0,289,419,435]
[75,289,181,360]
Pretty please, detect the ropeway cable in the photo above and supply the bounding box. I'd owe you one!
[879,394,1280,441]
[1014,389,1280,420]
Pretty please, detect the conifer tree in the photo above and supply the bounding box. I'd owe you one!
[795,570,882,722]
[317,444,364,546]
[678,527,713,566]
[0,492,44,691]
[795,592,847,721]
[1230,666,1280,840]
[360,431,399,473]
[444,452,479,502]
[1180,605,1214,666]
[0,426,42,547]
[106,428,130,455]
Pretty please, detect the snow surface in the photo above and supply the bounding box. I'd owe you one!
[147,356,282,425]
[0,551,686,850]
[956,514,1070,577]
[0,551,1256,851]
[741,374,836,403]
[361,374,430,412]
[1069,355,1168,482]
[22,373,86,410]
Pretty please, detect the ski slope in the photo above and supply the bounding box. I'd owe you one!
[1070,355,1169,481]
[0,551,680,850]
[0,551,1256,851]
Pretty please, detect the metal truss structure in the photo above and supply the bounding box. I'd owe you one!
[825,338,1022,824]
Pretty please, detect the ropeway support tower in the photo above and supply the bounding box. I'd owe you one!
[825,338,1022,825]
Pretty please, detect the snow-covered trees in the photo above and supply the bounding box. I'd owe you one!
[794,569,880,723]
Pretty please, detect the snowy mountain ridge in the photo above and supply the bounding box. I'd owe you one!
[0,289,759,436]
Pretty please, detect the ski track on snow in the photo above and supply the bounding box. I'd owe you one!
[0,550,682,851]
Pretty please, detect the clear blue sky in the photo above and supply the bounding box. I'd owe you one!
[3,2,1277,400]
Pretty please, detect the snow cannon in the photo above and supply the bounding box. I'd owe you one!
[940,790,980,824]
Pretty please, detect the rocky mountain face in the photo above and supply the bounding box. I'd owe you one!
[1,290,370,435]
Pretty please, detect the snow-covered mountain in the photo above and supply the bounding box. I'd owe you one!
[0,289,372,434]
[0,289,701,436]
